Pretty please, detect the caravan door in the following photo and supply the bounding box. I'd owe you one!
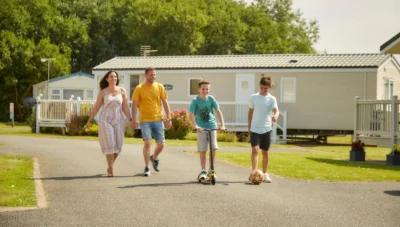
[235,73,255,125]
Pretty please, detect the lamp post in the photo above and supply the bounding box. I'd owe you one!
[41,58,55,99]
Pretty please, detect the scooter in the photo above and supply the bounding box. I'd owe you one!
[197,128,217,185]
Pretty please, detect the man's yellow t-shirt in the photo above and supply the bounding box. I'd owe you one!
[131,82,167,123]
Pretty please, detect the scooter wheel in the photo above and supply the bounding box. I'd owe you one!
[211,176,216,185]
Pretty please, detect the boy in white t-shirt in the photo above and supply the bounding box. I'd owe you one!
[248,76,279,183]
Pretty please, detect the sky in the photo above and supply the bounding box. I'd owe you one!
[245,0,400,54]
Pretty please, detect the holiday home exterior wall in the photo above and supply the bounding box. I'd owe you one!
[92,54,400,133]
[33,72,95,100]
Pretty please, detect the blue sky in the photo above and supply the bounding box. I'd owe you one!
[245,0,400,54]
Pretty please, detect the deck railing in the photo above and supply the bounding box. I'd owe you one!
[35,98,287,143]
[354,95,399,145]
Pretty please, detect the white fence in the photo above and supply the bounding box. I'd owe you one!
[354,95,400,147]
[35,98,287,143]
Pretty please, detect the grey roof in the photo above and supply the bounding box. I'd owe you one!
[49,71,94,83]
[93,54,390,70]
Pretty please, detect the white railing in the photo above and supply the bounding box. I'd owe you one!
[168,101,249,126]
[35,98,287,143]
[272,111,287,144]
[168,101,287,143]
[354,95,400,145]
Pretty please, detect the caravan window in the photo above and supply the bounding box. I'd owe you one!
[118,75,124,87]
[280,77,296,103]
[188,78,202,96]
[130,75,140,96]
[384,79,394,100]
[86,90,94,100]
[63,89,84,100]
[51,89,61,100]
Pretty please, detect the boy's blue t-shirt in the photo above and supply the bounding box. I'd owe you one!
[189,95,219,129]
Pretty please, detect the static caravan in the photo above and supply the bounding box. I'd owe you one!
[33,72,95,100]
[92,54,400,135]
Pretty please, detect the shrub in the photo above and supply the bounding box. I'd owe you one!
[165,110,193,140]
[224,132,238,142]
[217,132,238,142]
[80,123,98,136]
[241,132,251,143]
[27,110,36,133]
[68,115,90,135]
[185,132,197,141]
[125,122,134,137]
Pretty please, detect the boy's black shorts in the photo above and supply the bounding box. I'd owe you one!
[250,131,271,151]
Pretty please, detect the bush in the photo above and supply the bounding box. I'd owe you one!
[240,132,251,143]
[217,132,238,142]
[67,115,90,135]
[224,132,238,142]
[125,122,134,137]
[27,110,36,133]
[80,123,98,136]
[185,131,238,142]
[165,110,193,140]
[185,132,197,141]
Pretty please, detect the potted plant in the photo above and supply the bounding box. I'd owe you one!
[350,139,365,161]
[387,144,400,165]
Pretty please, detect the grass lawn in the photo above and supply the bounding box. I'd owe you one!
[2,122,399,182]
[215,145,400,182]
[0,122,30,127]
[0,155,36,207]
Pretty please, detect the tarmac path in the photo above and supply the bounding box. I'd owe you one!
[0,136,399,227]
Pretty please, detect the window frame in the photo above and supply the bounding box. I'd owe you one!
[188,78,202,97]
[384,79,394,100]
[280,77,296,103]
[86,89,94,100]
[50,88,62,100]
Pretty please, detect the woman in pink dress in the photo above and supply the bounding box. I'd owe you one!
[85,71,133,177]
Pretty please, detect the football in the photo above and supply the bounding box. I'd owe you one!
[249,170,264,185]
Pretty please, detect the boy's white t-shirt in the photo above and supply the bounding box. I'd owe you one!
[249,93,278,134]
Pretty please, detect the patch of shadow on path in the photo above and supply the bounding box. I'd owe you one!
[36,174,133,180]
[118,182,198,188]
[307,157,400,171]
[384,190,400,196]
[118,181,256,188]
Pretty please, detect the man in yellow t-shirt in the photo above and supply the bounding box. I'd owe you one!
[131,67,172,177]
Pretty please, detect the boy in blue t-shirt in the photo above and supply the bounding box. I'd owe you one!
[189,80,226,180]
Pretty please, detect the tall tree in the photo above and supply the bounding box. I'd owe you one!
[0,0,86,120]
[253,0,319,53]
[123,0,208,55]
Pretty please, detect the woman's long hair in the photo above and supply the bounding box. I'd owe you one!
[99,71,119,90]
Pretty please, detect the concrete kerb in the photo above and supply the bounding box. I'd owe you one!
[0,157,47,212]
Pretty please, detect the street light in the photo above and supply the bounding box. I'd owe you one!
[41,58,55,99]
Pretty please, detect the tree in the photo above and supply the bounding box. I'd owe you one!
[253,0,319,53]
[123,0,208,55]
[0,0,80,121]
[0,0,319,121]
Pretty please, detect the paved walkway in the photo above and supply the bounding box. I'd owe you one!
[0,135,399,227]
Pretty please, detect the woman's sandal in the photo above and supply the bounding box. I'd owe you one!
[107,168,113,177]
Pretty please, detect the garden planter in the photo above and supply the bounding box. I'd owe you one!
[350,148,365,162]
[386,154,400,165]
